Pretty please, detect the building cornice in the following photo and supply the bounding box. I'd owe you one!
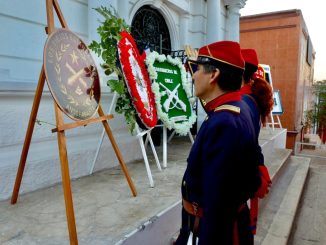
[164,0,190,14]
[224,0,246,8]
[240,24,297,33]
[241,9,301,22]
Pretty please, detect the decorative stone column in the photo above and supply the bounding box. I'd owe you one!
[224,0,246,41]
[207,0,221,43]
[180,14,190,48]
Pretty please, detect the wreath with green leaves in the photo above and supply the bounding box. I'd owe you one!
[89,6,137,133]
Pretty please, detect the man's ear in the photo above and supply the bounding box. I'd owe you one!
[209,68,220,84]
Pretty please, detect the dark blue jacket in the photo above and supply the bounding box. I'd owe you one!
[242,94,264,166]
[180,99,261,244]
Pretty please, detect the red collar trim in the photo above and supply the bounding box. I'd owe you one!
[240,84,252,95]
[204,91,241,112]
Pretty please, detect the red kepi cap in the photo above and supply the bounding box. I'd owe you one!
[187,41,245,75]
[241,48,259,67]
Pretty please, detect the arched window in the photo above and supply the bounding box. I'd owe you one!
[131,5,171,55]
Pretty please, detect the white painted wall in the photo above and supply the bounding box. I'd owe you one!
[0,0,246,200]
[0,0,141,201]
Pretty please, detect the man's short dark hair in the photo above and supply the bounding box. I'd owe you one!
[203,62,243,92]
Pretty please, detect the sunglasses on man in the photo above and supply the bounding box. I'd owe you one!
[185,60,198,76]
[185,56,214,76]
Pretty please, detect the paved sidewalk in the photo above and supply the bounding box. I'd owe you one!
[0,137,192,245]
[288,148,326,245]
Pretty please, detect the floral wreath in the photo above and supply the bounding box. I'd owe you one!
[145,51,197,136]
[118,31,158,128]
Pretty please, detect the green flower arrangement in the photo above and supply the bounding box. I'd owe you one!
[89,6,137,133]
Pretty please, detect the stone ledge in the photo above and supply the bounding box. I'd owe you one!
[260,156,310,245]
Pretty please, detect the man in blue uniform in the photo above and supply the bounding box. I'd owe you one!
[175,41,261,245]
[240,48,273,235]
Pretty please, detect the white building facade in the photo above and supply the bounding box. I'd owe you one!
[0,0,247,200]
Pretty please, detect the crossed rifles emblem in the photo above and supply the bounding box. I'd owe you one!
[66,62,87,94]
[65,51,94,99]
[159,83,187,112]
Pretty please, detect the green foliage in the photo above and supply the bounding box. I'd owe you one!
[88,6,137,133]
[304,80,326,131]
[313,80,326,128]
[303,109,314,129]
[116,95,137,133]
[107,78,125,95]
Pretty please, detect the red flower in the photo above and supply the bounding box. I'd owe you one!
[118,32,157,128]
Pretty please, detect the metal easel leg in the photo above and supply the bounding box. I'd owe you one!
[188,131,194,144]
[167,130,176,143]
[136,125,154,187]
[147,129,162,171]
[89,92,117,174]
[163,126,167,168]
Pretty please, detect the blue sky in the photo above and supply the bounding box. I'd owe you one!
[240,0,326,80]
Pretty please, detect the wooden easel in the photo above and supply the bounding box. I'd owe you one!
[10,1,137,244]
[267,111,282,130]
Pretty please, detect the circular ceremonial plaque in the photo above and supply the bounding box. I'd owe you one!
[118,31,157,128]
[44,28,101,121]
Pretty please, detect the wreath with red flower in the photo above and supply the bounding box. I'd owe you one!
[117,31,158,128]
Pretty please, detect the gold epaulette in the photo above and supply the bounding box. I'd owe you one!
[214,104,240,114]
